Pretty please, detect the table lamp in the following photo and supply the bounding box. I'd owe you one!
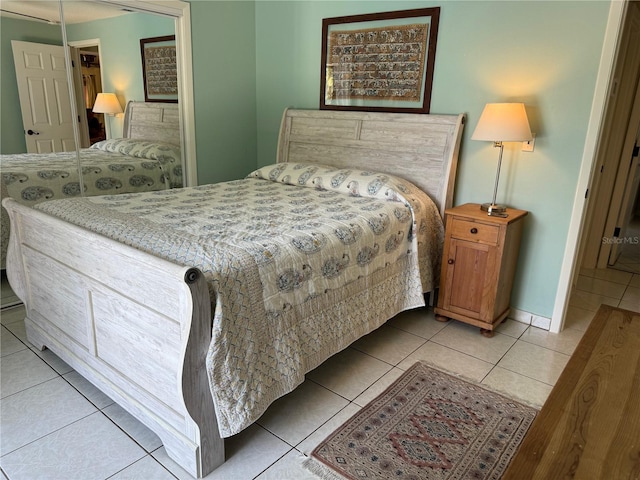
[92,93,123,116]
[471,103,532,215]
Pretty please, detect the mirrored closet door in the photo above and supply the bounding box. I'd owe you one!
[63,0,184,198]
[1,0,195,309]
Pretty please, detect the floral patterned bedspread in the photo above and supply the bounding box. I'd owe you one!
[1,139,181,269]
[34,162,444,436]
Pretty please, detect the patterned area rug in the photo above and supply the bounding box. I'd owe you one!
[305,362,537,480]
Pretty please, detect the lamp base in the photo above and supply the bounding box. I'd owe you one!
[480,203,507,214]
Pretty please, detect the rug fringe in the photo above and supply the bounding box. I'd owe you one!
[303,456,347,480]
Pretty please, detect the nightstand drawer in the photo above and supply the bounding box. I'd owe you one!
[450,218,499,244]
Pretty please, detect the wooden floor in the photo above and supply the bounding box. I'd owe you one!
[503,305,640,479]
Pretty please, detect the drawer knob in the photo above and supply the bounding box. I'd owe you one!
[448,259,454,264]
[470,227,478,234]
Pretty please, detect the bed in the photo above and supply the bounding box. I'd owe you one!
[1,101,182,269]
[3,108,464,478]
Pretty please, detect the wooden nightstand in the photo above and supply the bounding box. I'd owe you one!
[434,203,528,337]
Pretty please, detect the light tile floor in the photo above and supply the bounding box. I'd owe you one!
[1,269,638,480]
[0,272,20,310]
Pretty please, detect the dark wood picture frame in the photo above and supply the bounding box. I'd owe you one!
[140,35,178,103]
[320,8,440,114]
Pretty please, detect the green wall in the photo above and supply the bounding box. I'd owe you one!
[0,17,63,154]
[188,0,257,184]
[252,0,611,319]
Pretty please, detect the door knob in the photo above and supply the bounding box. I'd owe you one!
[27,129,40,135]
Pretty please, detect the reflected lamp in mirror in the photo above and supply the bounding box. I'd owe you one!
[471,102,532,215]
[92,93,123,116]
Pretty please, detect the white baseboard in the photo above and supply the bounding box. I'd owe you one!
[509,308,552,330]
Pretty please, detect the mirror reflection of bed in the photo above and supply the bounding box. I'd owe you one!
[0,1,186,309]
[1,101,182,302]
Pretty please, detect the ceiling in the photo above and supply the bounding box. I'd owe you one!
[0,1,129,25]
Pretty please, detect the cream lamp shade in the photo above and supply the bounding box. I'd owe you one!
[471,103,532,142]
[92,93,123,115]
[471,102,533,215]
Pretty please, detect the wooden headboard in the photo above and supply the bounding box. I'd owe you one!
[123,101,180,146]
[277,109,465,217]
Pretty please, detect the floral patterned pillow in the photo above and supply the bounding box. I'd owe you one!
[247,162,426,207]
[247,162,336,186]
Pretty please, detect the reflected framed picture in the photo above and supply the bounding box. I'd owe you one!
[140,35,178,103]
[320,8,440,114]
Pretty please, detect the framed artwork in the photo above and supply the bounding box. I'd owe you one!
[320,8,440,114]
[140,35,178,103]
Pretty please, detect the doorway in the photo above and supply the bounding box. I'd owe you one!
[68,40,105,148]
[79,46,106,145]
[602,90,640,274]
[580,0,640,275]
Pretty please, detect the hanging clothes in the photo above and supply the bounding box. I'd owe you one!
[83,74,97,108]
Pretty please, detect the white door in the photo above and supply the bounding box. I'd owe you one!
[11,40,76,153]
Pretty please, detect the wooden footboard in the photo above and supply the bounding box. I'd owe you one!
[2,198,223,478]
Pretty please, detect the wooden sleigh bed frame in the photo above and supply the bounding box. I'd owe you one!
[3,109,464,477]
